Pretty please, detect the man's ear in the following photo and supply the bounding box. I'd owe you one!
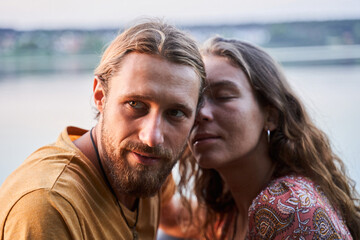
[264,106,279,131]
[93,76,105,113]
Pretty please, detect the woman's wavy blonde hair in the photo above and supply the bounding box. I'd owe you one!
[178,36,360,239]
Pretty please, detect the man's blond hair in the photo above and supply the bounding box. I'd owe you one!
[94,20,205,103]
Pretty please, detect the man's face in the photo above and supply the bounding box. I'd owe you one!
[95,52,200,197]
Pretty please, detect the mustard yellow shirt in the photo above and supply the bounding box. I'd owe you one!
[0,126,174,240]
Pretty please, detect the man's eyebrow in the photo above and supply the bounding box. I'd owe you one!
[123,94,194,113]
[123,94,154,101]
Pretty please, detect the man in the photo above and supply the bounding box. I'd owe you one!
[0,20,205,239]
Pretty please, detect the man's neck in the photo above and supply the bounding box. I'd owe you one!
[117,194,139,211]
[73,128,100,175]
[73,126,138,210]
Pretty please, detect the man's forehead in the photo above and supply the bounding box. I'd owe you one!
[110,53,199,85]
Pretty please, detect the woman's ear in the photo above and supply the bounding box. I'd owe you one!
[264,106,279,131]
[93,76,105,113]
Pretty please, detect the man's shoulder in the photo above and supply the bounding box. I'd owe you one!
[1,143,78,190]
[6,188,75,216]
[0,141,103,238]
[0,142,93,222]
[0,188,82,239]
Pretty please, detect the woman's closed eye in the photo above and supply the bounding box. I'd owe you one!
[214,91,238,100]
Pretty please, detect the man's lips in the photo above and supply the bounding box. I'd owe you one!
[192,133,220,145]
[132,150,160,159]
[131,151,161,165]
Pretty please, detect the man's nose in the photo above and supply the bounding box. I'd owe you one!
[139,113,164,147]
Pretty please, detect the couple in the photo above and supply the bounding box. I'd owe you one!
[0,20,358,239]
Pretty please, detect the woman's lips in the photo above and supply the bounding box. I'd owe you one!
[192,133,220,145]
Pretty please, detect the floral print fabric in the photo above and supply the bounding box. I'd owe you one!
[247,175,352,239]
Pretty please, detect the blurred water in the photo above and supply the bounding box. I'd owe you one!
[0,72,96,184]
[284,64,360,192]
[0,65,359,194]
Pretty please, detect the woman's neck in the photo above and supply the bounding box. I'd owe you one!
[216,154,275,217]
[217,154,275,240]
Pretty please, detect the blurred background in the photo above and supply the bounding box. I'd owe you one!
[0,0,359,211]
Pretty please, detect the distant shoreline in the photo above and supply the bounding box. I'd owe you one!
[1,19,359,75]
[1,45,360,76]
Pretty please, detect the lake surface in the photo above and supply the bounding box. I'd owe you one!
[0,65,359,193]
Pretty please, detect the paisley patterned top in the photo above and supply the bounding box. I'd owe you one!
[247,175,352,239]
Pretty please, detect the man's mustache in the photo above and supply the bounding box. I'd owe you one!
[120,140,172,161]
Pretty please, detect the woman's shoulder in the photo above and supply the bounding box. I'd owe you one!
[247,174,352,239]
[249,175,317,208]
[248,175,319,219]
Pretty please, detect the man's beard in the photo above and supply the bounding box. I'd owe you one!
[100,120,185,198]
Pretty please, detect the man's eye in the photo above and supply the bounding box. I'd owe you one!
[167,109,185,118]
[127,101,146,109]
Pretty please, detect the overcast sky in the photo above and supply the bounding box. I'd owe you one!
[1,0,360,30]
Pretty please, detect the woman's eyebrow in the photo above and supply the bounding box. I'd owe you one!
[206,79,238,89]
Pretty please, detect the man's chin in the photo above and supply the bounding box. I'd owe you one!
[113,170,169,198]
[127,189,160,198]
[120,181,163,198]
[108,156,176,198]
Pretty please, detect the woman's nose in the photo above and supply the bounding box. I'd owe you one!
[195,99,213,124]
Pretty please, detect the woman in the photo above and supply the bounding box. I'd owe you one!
[177,37,360,239]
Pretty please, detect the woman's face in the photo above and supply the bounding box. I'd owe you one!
[189,55,268,169]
